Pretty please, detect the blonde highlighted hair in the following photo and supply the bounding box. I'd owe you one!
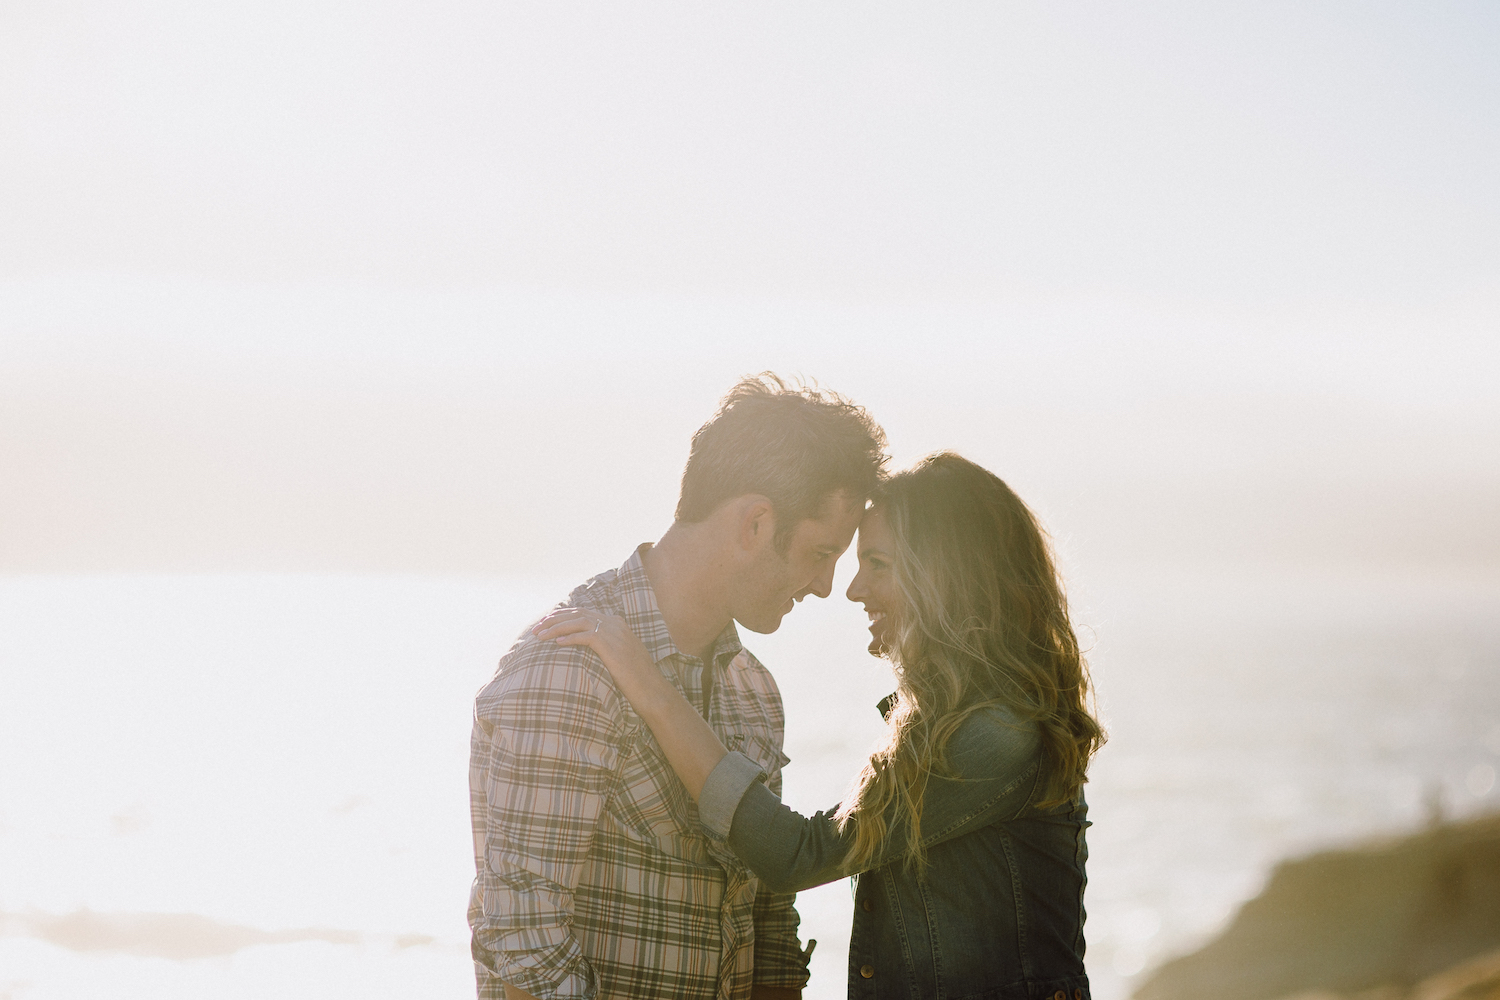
[834,452,1105,873]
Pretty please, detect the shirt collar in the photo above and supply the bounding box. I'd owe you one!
[617,543,744,668]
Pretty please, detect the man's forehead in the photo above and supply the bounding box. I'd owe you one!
[816,489,864,518]
[799,491,865,537]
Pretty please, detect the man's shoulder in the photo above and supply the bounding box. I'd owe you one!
[475,635,600,700]
[550,562,628,621]
[474,565,629,718]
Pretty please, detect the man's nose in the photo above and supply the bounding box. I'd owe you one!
[804,562,837,600]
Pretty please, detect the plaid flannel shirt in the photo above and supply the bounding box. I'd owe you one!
[468,546,810,1000]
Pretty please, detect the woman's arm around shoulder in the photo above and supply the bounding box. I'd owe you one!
[723,703,1046,894]
[531,608,730,799]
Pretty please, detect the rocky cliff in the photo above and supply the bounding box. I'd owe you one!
[1133,812,1500,1000]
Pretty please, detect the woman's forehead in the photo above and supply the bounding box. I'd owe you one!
[857,506,893,546]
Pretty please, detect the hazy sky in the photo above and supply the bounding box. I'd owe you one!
[2,1,1498,575]
[6,1,1500,301]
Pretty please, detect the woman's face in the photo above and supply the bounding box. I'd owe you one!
[846,505,903,655]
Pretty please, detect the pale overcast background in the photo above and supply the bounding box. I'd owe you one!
[3,3,1500,1000]
[4,0,1498,576]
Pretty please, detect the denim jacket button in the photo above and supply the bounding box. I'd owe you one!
[861,897,874,912]
[860,965,875,979]
[1054,992,1066,1000]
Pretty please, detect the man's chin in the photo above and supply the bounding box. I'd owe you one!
[735,611,787,635]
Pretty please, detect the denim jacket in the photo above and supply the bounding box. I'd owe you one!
[698,703,1090,1000]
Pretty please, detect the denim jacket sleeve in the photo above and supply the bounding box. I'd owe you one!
[705,706,1043,894]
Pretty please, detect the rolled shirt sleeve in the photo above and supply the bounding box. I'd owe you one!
[469,641,624,1000]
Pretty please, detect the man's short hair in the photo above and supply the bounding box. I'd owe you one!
[676,373,889,551]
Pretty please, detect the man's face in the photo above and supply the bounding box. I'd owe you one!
[732,492,865,634]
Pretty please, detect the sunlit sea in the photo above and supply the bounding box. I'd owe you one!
[3,565,1498,1000]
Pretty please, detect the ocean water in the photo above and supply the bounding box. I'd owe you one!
[2,566,1498,1000]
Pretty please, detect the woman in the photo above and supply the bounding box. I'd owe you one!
[534,452,1104,999]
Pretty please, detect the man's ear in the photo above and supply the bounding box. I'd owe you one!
[736,496,776,553]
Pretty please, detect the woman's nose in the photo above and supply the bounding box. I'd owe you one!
[846,569,866,602]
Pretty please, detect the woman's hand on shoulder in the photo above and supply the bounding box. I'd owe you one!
[532,609,657,689]
[534,608,728,801]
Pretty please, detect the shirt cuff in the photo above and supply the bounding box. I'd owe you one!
[698,751,766,840]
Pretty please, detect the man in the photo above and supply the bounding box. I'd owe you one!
[468,374,888,1000]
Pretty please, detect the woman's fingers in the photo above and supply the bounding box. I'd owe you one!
[532,610,634,648]
[534,617,594,639]
[527,613,659,693]
[532,609,596,637]
[528,614,651,692]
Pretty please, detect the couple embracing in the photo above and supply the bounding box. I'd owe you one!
[468,375,1103,1000]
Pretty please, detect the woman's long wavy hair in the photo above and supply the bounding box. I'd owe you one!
[834,452,1105,873]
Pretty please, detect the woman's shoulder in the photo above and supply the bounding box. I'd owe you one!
[945,703,1043,780]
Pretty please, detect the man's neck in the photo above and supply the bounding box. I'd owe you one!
[640,525,733,665]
